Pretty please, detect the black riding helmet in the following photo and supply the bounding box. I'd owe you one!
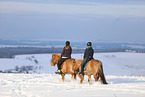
[87,42,92,46]
[65,41,70,46]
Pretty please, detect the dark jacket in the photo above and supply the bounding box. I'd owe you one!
[61,46,72,58]
[84,46,94,59]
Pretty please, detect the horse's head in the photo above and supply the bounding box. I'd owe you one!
[51,53,61,66]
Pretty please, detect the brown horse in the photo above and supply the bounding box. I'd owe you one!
[51,53,77,82]
[75,59,108,84]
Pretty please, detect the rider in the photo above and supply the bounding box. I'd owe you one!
[56,41,72,73]
[79,42,94,74]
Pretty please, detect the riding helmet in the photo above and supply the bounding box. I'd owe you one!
[66,41,70,46]
[87,42,92,46]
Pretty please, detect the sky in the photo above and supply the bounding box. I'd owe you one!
[0,0,145,43]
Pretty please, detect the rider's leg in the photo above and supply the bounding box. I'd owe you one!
[57,58,63,72]
[79,59,87,74]
[57,58,68,72]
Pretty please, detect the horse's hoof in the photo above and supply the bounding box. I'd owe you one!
[89,83,93,85]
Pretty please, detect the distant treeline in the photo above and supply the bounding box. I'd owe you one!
[0,47,61,58]
[0,47,145,58]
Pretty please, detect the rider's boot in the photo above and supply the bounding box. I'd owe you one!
[79,65,84,74]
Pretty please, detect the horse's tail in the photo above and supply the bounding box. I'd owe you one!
[98,62,108,84]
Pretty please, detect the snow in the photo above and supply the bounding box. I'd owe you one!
[0,52,145,97]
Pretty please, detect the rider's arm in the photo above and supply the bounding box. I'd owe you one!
[61,47,65,57]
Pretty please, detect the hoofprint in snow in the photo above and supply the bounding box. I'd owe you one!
[0,52,145,97]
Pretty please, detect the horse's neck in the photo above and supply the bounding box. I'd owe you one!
[55,54,61,57]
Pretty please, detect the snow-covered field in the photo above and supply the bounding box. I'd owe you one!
[0,52,145,97]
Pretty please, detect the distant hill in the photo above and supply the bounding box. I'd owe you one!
[0,39,145,58]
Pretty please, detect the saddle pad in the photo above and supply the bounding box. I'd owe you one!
[84,61,89,71]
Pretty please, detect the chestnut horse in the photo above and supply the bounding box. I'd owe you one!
[51,53,77,82]
[75,59,108,84]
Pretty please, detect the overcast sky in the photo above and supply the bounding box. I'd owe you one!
[0,0,145,43]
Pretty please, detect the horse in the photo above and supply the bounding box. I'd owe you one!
[51,53,77,82]
[75,59,108,84]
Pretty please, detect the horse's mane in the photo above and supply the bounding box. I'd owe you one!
[53,53,61,57]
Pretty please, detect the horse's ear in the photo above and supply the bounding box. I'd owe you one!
[52,54,55,57]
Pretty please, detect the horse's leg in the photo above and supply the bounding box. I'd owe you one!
[97,73,100,80]
[61,73,65,82]
[78,74,84,84]
[81,75,84,84]
[88,75,92,84]
[67,71,74,81]
[71,73,74,81]
[74,73,77,80]
[93,73,98,82]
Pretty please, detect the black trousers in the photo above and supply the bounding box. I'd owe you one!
[57,58,69,70]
